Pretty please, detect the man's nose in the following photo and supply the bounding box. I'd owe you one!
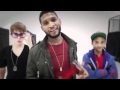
[49,22,55,28]
[98,44,102,47]
[17,36,21,39]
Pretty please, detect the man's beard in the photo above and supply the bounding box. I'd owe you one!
[46,26,61,39]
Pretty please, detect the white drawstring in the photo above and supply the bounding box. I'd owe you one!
[90,58,97,70]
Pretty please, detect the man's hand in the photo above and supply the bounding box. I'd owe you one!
[73,61,89,79]
[0,67,6,79]
[76,65,89,79]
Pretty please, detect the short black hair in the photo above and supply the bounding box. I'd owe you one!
[39,11,58,24]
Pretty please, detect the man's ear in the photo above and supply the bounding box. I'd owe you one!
[58,19,61,25]
[41,25,44,32]
[91,41,93,45]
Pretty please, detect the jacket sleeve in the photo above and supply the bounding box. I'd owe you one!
[102,56,118,79]
[73,44,78,60]
[83,54,108,79]
[26,49,38,79]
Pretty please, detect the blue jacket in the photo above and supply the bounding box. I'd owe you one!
[83,49,118,79]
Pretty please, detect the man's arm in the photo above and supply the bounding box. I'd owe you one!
[83,55,108,79]
[84,65,108,79]
[26,49,38,79]
[0,67,6,79]
[0,48,7,79]
[102,56,118,79]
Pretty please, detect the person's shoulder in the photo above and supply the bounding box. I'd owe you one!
[1,46,11,54]
[105,51,115,61]
[62,33,77,44]
[105,51,115,59]
[82,50,90,60]
[83,53,89,58]
[24,45,30,51]
[84,50,90,56]
[30,41,42,51]
[29,41,44,56]
[2,46,11,51]
[109,55,115,60]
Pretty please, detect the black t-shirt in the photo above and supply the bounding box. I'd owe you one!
[0,45,29,79]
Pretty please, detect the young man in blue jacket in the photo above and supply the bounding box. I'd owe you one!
[82,32,118,79]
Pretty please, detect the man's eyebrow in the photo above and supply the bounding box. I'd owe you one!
[42,17,57,23]
[95,40,98,42]
[43,20,47,23]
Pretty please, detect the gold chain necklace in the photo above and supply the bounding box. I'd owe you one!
[49,40,64,72]
[11,49,19,72]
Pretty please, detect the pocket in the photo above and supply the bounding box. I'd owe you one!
[36,61,49,76]
[36,61,48,70]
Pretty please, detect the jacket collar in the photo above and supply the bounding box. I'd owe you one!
[41,32,77,51]
[88,49,110,69]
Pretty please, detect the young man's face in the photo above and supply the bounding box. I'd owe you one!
[11,30,25,45]
[92,37,106,52]
[41,12,61,38]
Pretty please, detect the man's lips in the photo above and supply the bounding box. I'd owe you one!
[18,41,22,42]
[50,29,57,33]
[50,28,57,32]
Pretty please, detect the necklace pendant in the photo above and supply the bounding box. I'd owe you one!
[13,66,17,72]
[60,67,62,71]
